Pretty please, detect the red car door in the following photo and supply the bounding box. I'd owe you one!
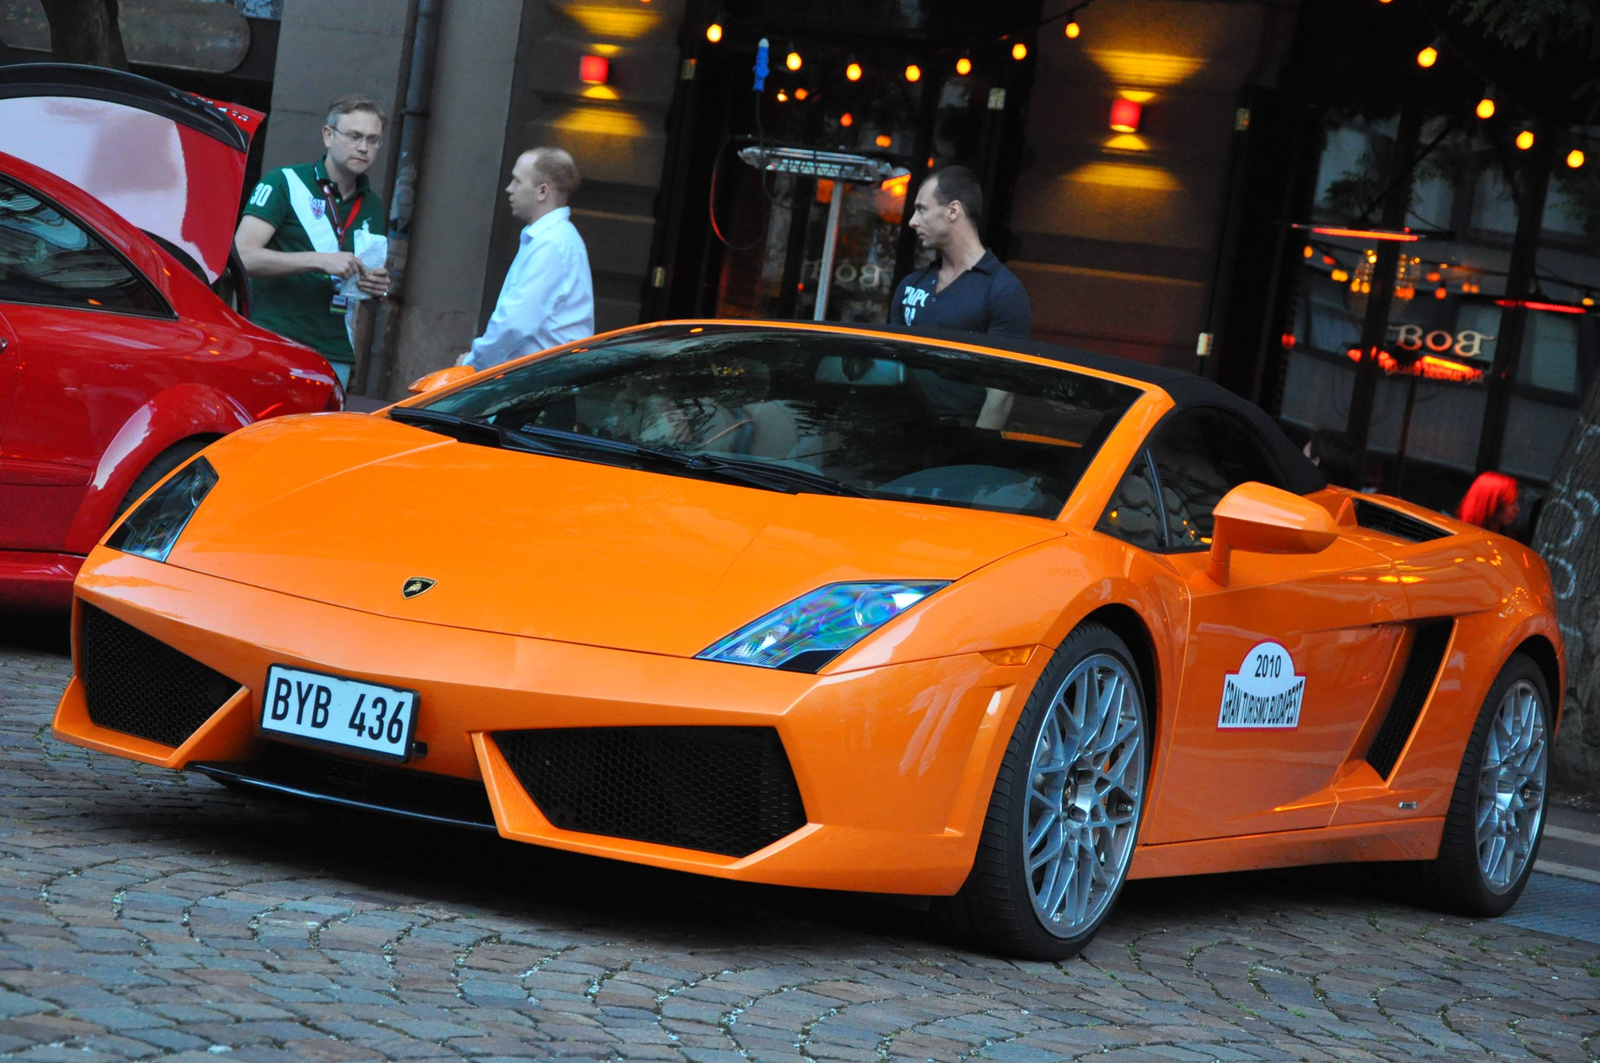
[0,312,16,442]
[0,172,204,551]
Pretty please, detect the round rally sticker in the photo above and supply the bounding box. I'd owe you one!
[1218,641,1305,729]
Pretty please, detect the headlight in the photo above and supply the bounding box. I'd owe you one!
[106,457,218,562]
[698,581,947,672]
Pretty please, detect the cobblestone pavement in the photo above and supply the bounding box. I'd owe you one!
[2,625,1598,1063]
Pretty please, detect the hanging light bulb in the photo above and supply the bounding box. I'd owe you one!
[956,56,972,76]
[839,112,853,127]
[845,61,862,81]
[1569,149,1587,168]
[1012,42,1028,60]
[786,50,802,71]
[1065,21,1081,38]
[1517,128,1535,150]
[1475,88,1495,119]
[904,64,921,82]
[775,90,788,102]
[705,22,723,43]
[794,87,808,100]
[1416,40,1440,68]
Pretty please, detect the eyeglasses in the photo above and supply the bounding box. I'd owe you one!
[331,127,383,149]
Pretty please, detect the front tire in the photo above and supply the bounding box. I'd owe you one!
[1407,652,1552,917]
[937,623,1149,959]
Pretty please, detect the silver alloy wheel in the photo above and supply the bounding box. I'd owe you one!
[1476,678,1549,893]
[1024,652,1145,935]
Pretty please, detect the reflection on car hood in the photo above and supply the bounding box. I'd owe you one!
[0,63,262,282]
[162,414,1063,656]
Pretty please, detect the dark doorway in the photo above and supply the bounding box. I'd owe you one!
[647,0,1042,325]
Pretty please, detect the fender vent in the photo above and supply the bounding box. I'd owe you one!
[79,601,242,748]
[1365,619,1454,779]
[493,727,807,857]
[1354,500,1451,543]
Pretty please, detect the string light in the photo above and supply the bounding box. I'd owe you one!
[1516,129,1535,150]
[839,112,853,127]
[794,87,808,100]
[1011,42,1028,60]
[705,22,722,43]
[1065,21,1081,38]
[1569,149,1587,168]
[956,57,971,75]
[905,64,921,82]
[875,134,892,148]
[775,90,788,102]
[1475,90,1495,119]
[845,61,862,81]
[786,50,802,71]
[1416,41,1439,68]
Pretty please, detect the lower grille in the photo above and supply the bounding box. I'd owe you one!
[191,743,497,831]
[79,602,241,747]
[494,727,807,857]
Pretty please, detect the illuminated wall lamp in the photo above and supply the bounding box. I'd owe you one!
[1109,98,1142,133]
[579,54,610,84]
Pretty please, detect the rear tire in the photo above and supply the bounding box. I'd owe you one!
[934,623,1149,959]
[1402,652,1551,917]
[115,439,213,518]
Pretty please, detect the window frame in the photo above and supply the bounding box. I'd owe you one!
[0,171,175,321]
[1097,448,1170,553]
[1100,405,1298,555]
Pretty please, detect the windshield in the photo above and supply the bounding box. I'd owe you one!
[415,325,1143,519]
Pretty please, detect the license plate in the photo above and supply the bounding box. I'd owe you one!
[261,664,418,761]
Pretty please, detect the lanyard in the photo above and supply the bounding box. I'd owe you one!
[316,176,363,245]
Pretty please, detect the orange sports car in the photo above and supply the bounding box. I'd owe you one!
[53,321,1563,959]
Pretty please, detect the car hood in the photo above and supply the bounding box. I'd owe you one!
[164,414,1063,657]
[0,63,262,283]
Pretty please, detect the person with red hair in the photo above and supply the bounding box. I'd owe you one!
[1458,471,1520,534]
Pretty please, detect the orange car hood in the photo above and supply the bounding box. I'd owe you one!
[167,415,1062,657]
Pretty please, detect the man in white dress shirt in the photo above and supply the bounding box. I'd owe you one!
[457,147,594,369]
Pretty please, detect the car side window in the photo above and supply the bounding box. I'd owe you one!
[0,176,165,315]
[1147,408,1287,550]
[1096,451,1166,551]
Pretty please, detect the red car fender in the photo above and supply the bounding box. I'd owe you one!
[64,383,254,554]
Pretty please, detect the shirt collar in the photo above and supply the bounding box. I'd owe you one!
[312,160,369,200]
[522,206,572,242]
[928,248,998,277]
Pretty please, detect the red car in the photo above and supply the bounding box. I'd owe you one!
[0,64,342,611]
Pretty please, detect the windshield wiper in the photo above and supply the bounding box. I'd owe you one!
[679,452,866,497]
[388,407,567,456]
[509,425,865,497]
[391,412,862,497]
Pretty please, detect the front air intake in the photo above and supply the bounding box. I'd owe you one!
[78,602,242,748]
[493,726,807,857]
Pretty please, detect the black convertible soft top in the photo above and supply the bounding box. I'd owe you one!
[749,320,1329,497]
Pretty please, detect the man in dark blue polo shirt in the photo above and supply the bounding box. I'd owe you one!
[892,165,1031,339]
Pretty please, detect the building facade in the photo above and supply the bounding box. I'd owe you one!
[4,0,1597,529]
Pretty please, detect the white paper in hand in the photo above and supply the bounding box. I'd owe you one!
[341,229,389,301]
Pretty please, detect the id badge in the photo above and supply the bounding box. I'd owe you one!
[329,293,349,315]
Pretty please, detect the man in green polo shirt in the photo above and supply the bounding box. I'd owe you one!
[235,92,391,384]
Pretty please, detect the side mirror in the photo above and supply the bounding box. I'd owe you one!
[407,365,476,395]
[1208,482,1339,585]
